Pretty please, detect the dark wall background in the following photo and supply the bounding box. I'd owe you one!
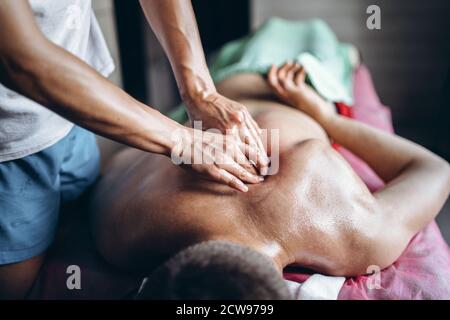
[113,0,148,103]
[192,0,250,55]
[435,72,450,160]
[114,0,250,114]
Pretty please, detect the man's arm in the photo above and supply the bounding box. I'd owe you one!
[322,114,450,233]
[0,0,261,192]
[268,63,450,235]
[139,0,269,174]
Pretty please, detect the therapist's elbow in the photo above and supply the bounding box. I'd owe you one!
[0,41,53,101]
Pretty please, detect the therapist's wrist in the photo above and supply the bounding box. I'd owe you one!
[138,105,185,157]
[179,72,216,110]
[159,118,187,157]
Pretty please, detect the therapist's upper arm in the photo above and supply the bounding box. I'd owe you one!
[0,0,48,63]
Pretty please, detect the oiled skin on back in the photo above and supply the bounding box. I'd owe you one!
[91,87,380,276]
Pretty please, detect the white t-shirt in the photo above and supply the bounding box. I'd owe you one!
[0,0,115,162]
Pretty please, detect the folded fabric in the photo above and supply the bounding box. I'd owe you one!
[210,17,356,104]
[285,274,345,300]
[298,53,353,104]
[168,17,357,123]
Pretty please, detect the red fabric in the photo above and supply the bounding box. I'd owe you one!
[332,102,352,152]
[335,102,353,118]
[284,64,450,299]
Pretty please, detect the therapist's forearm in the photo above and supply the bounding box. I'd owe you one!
[1,38,179,155]
[139,0,216,102]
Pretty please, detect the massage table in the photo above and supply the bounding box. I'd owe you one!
[27,64,450,300]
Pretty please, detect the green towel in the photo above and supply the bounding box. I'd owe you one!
[169,18,356,123]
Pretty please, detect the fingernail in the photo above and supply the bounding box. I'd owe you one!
[240,184,249,192]
[246,171,256,180]
[258,176,264,182]
[261,167,269,176]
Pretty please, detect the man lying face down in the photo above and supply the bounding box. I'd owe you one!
[90,63,450,299]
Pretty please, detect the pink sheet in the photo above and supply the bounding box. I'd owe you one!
[284,65,450,299]
[339,221,450,299]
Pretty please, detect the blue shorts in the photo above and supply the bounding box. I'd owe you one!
[0,126,100,265]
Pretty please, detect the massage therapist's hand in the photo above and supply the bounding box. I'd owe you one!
[170,126,264,192]
[184,91,270,176]
[139,0,269,178]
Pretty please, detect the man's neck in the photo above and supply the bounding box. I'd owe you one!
[205,234,293,274]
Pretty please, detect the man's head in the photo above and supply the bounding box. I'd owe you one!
[136,240,292,300]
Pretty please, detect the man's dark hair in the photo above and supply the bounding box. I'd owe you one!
[136,240,292,300]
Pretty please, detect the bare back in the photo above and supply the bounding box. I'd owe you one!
[91,74,379,276]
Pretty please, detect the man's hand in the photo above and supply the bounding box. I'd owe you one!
[267,62,335,123]
[185,91,270,176]
[171,126,264,192]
